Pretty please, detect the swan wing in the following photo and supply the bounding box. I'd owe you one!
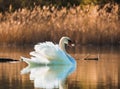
[33,42,71,64]
[21,55,50,65]
[30,51,50,63]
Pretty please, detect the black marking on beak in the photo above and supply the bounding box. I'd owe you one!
[68,39,72,43]
[68,39,72,47]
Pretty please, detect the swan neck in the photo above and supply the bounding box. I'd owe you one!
[59,40,66,52]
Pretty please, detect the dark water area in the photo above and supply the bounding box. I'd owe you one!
[0,45,119,89]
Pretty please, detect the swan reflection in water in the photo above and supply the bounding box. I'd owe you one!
[21,64,76,89]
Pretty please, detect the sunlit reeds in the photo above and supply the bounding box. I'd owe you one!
[0,3,119,45]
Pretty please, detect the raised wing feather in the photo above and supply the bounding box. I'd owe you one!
[33,42,71,64]
[30,51,50,63]
[34,42,58,59]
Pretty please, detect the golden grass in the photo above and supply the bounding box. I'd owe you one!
[0,3,120,45]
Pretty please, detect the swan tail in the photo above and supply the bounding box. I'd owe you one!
[20,56,33,65]
[20,56,48,66]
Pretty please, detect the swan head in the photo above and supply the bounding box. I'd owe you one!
[59,37,74,52]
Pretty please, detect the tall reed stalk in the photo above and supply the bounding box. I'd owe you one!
[0,3,119,45]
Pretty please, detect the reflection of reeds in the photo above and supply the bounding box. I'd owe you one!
[0,4,119,45]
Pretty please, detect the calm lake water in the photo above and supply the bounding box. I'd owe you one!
[0,45,120,89]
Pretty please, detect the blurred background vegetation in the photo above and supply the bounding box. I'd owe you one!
[0,0,120,12]
[0,0,119,45]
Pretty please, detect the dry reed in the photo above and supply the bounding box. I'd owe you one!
[0,3,120,45]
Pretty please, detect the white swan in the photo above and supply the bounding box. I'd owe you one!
[21,37,76,65]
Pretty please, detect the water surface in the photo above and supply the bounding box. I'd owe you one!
[0,45,119,89]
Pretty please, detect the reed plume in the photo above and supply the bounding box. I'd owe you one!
[0,4,119,45]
